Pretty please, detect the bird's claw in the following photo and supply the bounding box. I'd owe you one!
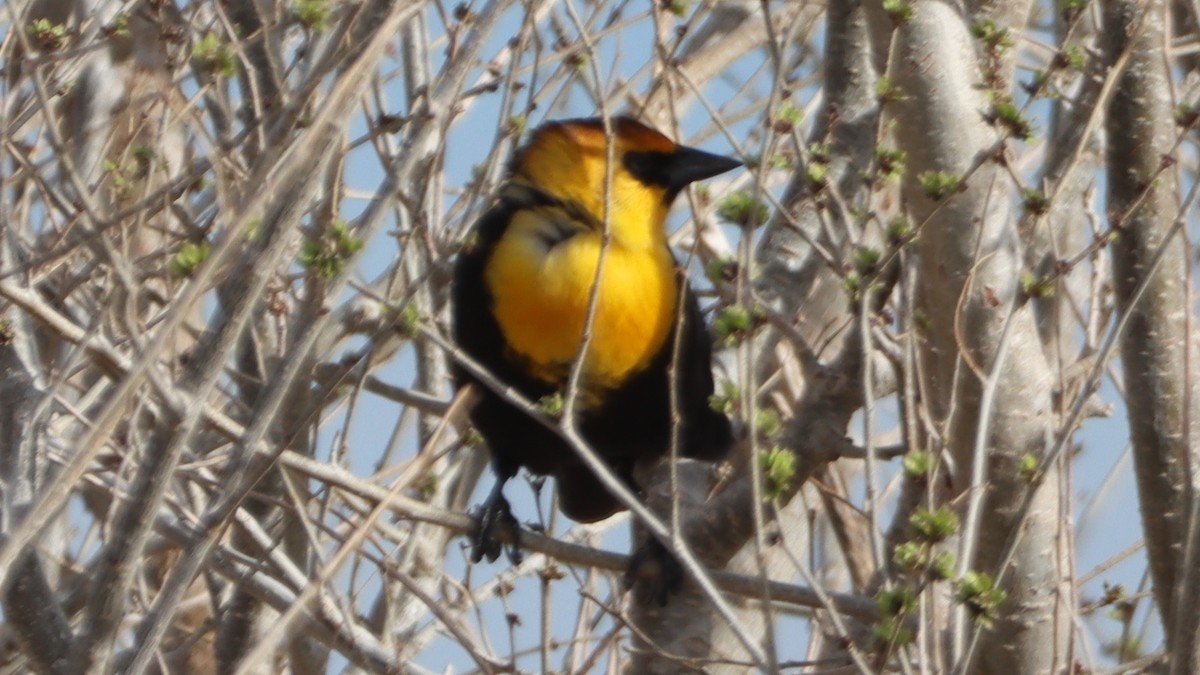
[623,538,684,607]
[469,494,523,565]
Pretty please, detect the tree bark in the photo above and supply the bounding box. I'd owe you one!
[881,1,1070,672]
[1103,1,1200,670]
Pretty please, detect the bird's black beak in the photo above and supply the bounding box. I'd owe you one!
[664,145,742,192]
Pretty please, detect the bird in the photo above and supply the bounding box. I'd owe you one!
[451,116,738,589]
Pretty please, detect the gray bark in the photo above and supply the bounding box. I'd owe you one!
[1103,1,1200,671]
[879,1,1070,672]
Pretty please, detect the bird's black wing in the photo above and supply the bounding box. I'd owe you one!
[673,282,734,461]
[451,201,568,480]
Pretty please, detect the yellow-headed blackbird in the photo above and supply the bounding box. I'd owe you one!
[452,116,738,570]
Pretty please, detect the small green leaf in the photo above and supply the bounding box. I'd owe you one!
[903,451,933,480]
[918,171,963,200]
[392,304,422,338]
[565,51,589,71]
[754,408,783,439]
[1103,635,1144,661]
[416,474,439,499]
[875,147,907,181]
[931,551,956,580]
[1176,103,1200,129]
[107,14,130,37]
[1020,272,1054,299]
[506,115,528,136]
[877,586,918,616]
[1024,70,1052,97]
[893,541,927,571]
[772,102,803,132]
[1022,188,1050,215]
[666,0,692,18]
[295,0,332,30]
[768,154,793,170]
[913,308,932,331]
[1060,45,1086,71]
[971,20,1014,53]
[537,392,564,417]
[808,143,832,164]
[872,587,918,646]
[872,617,915,647]
[854,247,882,275]
[882,0,914,25]
[910,505,959,542]
[956,571,1007,628]
[887,216,913,244]
[713,304,764,347]
[300,221,365,280]
[717,192,771,229]
[875,76,907,103]
[987,93,1034,140]
[805,162,828,189]
[1018,452,1040,482]
[843,272,863,297]
[708,380,740,415]
[705,257,738,284]
[170,241,213,277]
[760,447,797,500]
[193,33,236,78]
[28,18,69,50]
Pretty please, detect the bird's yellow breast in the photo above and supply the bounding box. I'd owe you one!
[485,208,677,390]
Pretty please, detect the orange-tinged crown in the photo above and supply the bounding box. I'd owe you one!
[504,116,740,248]
[515,117,680,170]
[508,117,674,247]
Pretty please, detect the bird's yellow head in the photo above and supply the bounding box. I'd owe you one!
[507,117,740,248]
[484,117,740,389]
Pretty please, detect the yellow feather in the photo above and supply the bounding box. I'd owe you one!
[485,207,677,391]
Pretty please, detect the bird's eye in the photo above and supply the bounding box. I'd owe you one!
[625,153,652,176]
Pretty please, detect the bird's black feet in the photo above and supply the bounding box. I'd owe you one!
[469,490,522,565]
[623,537,684,606]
